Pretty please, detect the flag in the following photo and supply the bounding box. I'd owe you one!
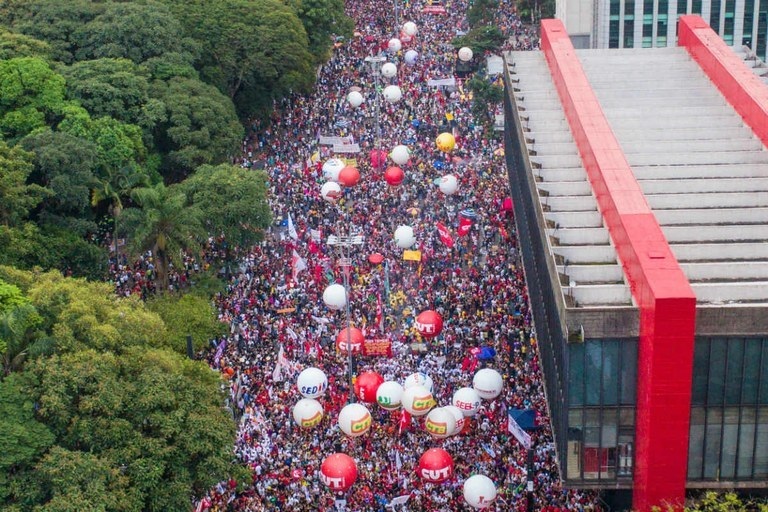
[287,213,298,240]
[395,449,402,470]
[508,412,533,449]
[398,410,412,435]
[272,345,285,382]
[292,249,307,280]
[458,216,473,237]
[310,228,322,242]
[459,208,478,219]
[376,293,383,330]
[435,222,454,248]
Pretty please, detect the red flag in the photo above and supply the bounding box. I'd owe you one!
[435,222,455,248]
[398,410,412,435]
[458,216,473,237]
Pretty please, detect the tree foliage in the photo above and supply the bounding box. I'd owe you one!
[0,29,51,61]
[147,293,227,355]
[466,0,499,27]
[0,141,50,227]
[288,0,354,63]
[452,25,506,55]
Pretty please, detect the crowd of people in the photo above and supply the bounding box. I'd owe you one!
[195,0,600,510]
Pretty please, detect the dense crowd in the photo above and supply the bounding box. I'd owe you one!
[192,0,600,510]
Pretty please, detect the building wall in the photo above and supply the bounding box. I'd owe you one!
[556,0,596,45]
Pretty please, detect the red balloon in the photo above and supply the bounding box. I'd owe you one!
[354,371,384,403]
[338,166,360,187]
[370,149,388,169]
[415,310,443,338]
[321,453,358,491]
[368,253,384,265]
[336,327,364,354]
[384,166,404,186]
[418,448,454,483]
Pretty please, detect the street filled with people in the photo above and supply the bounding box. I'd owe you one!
[196,0,600,510]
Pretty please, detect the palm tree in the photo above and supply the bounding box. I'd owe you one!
[0,304,45,378]
[119,183,205,292]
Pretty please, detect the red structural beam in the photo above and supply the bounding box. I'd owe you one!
[540,19,697,512]
[678,15,768,148]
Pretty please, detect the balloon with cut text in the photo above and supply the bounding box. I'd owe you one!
[415,310,443,338]
[338,403,372,437]
[403,371,433,393]
[418,448,454,483]
[424,407,456,439]
[320,453,358,492]
[376,381,404,410]
[354,371,384,403]
[473,368,504,400]
[293,398,324,428]
[323,284,347,310]
[452,387,481,417]
[401,385,435,417]
[335,327,364,354]
[297,367,328,398]
[463,474,497,509]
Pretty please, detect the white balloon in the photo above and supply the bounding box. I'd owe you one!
[452,387,481,417]
[376,381,404,410]
[458,47,474,62]
[347,90,364,108]
[401,385,434,417]
[297,367,328,398]
[424,407,456,439]
[403,372,433,393]
[472,368,504,400]
[323,283,347,310]
[388,38,402,52]
[381,62,397,78]
[404,49,419,65]
[402,21,418,36]
[293,398,324,428]
[383,85,402,104]
[394,225,415,248]
[321,181,342,202]
[390,145,411,165]
[338,403,372,437]
[443,405,466,435]
[438,174,459,195]
[322,158,345,182]
[463,475,497,509]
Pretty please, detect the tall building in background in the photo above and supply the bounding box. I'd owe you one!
[557,0,768,59]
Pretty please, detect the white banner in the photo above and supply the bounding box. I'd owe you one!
[333,143,361,153]
[508,412,532,449]
[319,135,355,145]
[389,494,411,506]
[427,77,456,87]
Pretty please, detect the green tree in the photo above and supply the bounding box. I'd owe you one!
[0,141,50,228]
[71,1,195,65]
[0,303,43,377]
[466,74,504,133]
[150,77,243,178]
[467,0,499,27]
[147,293,227,355]
[0,280,28,313]
[0,29,51,60]
[120,183,205,291]
[682,491,768,512]
[5,348,240,511]
[288,0,354,63]
[181,164,272,250]
[452,25,506,55]
[0,57,67,141]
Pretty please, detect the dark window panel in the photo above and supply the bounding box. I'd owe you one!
[569,343,585,406]
[692,338,710,405]
[688,406,705,479]
[737,408,756,479]
[725,337,744,405]
[586,341,602,406]
[704,408,723,479]
[620,340,637,405]
[720,407,739,479]
[603,340,619,405]
[742,338,761,404]
[708,339,727,406]
[755,407,768,478]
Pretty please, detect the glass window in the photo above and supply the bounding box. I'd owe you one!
[586,341,602,405]
[720,407,739,478]
[742,338,761,404]
[569,344,585,406]
[760,339,768,404]
[603,341,619,405]
[723,0,735,44]
[708,339,727,405]
[620,340,637,405]
[755,407,768,477]
[711,0,722,32]
[725,338,744,404]
[692,0,703,14]
[704,408,723,478]
[658,0,669,46]
[737,408,756,479]
[692,338,710,405]
[688,407,705,479]
[643,0,654,47]
[744,0,755,47]
[625,0,636,47]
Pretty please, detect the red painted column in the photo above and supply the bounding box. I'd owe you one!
[540,20,697,511]
[679,15,768,148]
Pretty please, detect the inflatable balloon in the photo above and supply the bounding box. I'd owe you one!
[335,327,364,354]
[321,181,342,202]
[297,367,328,398]
[458,46,474,62]
[384,166,404,186]
[404,49,419,65]
[401,385,435,417]
[438,174,459,195]
[338,166,360,187]
[443,405,466,435]
[402,21,418,36]
[383,85,402,104]
[452,387,482,417]
[436,132,456,153]
[390,145,411,165]
[293,398,324,428]
[321,453,358,492]
[381,62,397,78]
[323,283,347,310]
[370,149,388,169]
[394,225,415,248]
[347,90,364,108]
[418,448,454,483]
[388,38,402,52]
[473,368,504,400]
[403,372,433,393]
[354,371,384,403]
[322,158,345,182]
[415,310,443,338]
[425,407,456,439]
[376,381,404,410]
[338,403,372,437]
[463,475,497,509]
